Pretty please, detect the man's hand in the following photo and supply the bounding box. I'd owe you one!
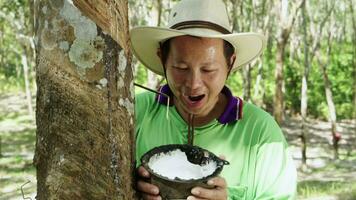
[187,176,228,200]
[136,166,162,200]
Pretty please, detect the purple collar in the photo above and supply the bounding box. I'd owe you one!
[156,84,243,124]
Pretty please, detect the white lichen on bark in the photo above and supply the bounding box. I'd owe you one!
[59,0,103,76]
[41,28,57,50]
[117,50,127,74]
[99,78,108,88]
[59,41,69,51]
[119,98,134,117]
[68,38,103,74]
[117,77,124,89]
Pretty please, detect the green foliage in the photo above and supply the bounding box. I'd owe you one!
[135,63,148,85]
[226,71,243,97]
[0,0,354,120]
[304,42,355,120]
[0,0,34,93]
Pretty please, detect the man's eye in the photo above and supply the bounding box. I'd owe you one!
[173,66,188,71]
[202,69,216,73]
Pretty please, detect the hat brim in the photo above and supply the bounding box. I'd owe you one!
[130,26,266,76]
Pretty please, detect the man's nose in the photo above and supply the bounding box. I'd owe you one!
[186,71,202,90]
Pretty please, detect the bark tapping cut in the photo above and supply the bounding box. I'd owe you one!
[34,0,135,199]
[101,31,135,199]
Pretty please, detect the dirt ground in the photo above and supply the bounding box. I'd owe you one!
[0,92,355,199]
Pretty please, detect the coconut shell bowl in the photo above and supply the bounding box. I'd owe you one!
[140,144,229,200]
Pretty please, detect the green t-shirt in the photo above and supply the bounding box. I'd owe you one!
[135,87,296,200]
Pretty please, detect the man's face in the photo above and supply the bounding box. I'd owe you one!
[164,36,230,117]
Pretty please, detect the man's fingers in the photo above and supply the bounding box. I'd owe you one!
[137,180,160,195]
[191,186,227,200]
[190,177,228,200]
[207,176,227,188]
[218,155,226,160]
[186,196,208,200]
[137,166,150,178]
[141,193,162,200]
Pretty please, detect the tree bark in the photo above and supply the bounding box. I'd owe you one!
[299,0,335,167]
[274,36,286,124]
[34,0,136,199]
[242,64,251,101]
[253,0,272,107]
[253,59,264,106]
[316,38,338,159]
[21,45,34,117]
[348,0,356,136]
[273,0,305,124]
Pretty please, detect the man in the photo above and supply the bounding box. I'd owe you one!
[130,0,297,199]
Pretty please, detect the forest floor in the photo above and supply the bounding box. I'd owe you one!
[0,92,355,200]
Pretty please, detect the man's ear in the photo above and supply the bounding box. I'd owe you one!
[226,53,236,78]
[230,53,236,68]
[157,47,168,78]
[157,48,162,63]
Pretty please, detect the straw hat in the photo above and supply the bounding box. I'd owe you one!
[130,0,266,76]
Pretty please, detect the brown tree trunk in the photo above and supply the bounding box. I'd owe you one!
[274,37,286,124]
[316,43,338,159]
[34,0,136,199]
[253,59,264,106]
[273,0,305,124]
[349,0,356,138]
[242,64,252,101]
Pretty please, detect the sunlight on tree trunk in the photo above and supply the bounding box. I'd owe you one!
[316,37,339,159]
[21,46,33,117]
[300,0,309,169]
[253,59,264,107]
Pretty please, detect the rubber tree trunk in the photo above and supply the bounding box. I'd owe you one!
[349,0,356,140]
[253,59,264,106]
[242,64,252,102]
[21,46,34,117]
[300,0,309,169]
[316,48,338,159]
[274,37,286,124]
[34,0,136,199]
[273,0,305,124]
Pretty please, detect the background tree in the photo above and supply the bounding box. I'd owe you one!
[0,1,35,117]
[273,0,305,124]
[34,0,136,199]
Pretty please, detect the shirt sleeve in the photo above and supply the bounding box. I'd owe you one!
[253,118,297,200]
[135,92,154,167]
[135,92,154,135]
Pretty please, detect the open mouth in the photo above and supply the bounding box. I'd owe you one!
[188,94,205,102]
